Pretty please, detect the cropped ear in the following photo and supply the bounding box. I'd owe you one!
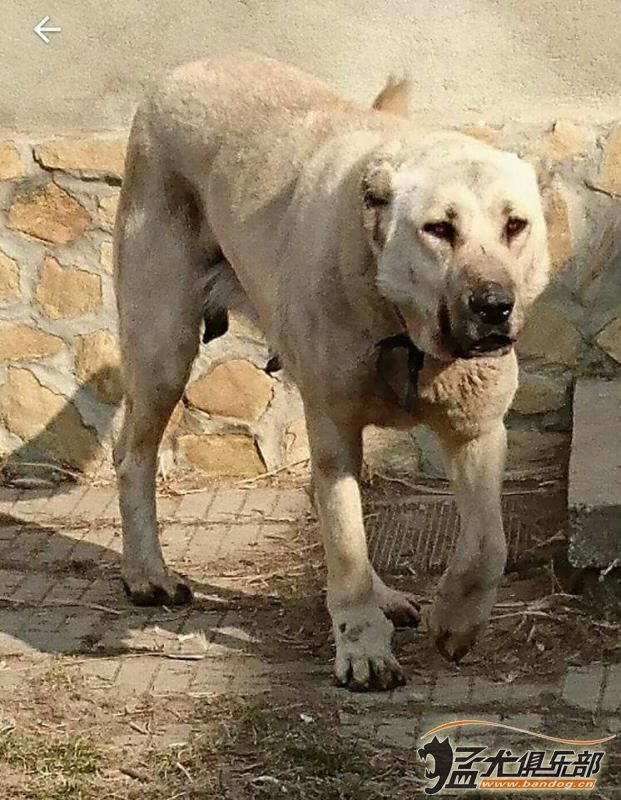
[372,75,411,117]
[361,160,396,254]
[521,154,556,214]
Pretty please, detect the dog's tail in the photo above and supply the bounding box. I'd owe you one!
[372,75,411,117]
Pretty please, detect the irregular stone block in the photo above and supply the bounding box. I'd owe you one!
[97,194,120,230]
[517,305,582,366]
[8,182,91,244]
[528,120,585,163]
[186,360,274,421]
[513,372,568,414]
[0,251,19,301]
[285,418,310,464]
[596,318,621,364]
[34,136,127,180]
[74,331,123,404]
[0,142,25,180]
[0,324,63,362]
[179,433,265,477]
[506,430,569,470]
[596,126,621,195]
[546,189,572,273]
[36,256,102,319]
[99,241,113,274]
[0,368,102,472]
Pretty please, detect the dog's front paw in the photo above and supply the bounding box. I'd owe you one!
[122,563,193,607]
[333,604,405,692]
[428,574,496,663]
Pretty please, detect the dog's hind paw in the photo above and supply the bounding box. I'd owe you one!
[373,574,421,629]
[122,570,193,607]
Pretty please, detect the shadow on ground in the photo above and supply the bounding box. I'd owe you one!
[0,508,329,663]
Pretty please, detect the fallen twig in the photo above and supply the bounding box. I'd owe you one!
[371,473,452,494]
[0,595,122,616]
[119,766,150,782]
[6,461,83,481]
[491,610,555,622]
[238,459,310,485]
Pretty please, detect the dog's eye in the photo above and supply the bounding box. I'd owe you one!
[506,217,528,239]
[422,221,456,244]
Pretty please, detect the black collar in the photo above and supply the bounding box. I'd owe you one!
[376,334,425,412]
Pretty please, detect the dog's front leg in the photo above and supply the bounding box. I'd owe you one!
[305,406,405,691]
[429,421,508,663]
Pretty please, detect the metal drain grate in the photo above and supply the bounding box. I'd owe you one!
[365,490,566,575]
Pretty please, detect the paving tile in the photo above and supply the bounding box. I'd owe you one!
[44,486,89,518]
[100,496,121,521]
[12,490,54,517]
[72,488,116,520]
[188,659,233,693]
[10,574,54,603]
[114,656,160,694]
[216,523,264,557]
[152,660,194,694]
[206,489,248,523]
[0,488,23,512]
[0,631,41,654]
[0,524,22,543]
[272,489,311,518]
[241,489,280,516]
[431,674,473,706]
[227,656,274,695]
[157,495,181,519]
[161,524,195,561]
[602,664,621,712]
[209,619,259,657]
[77,658,120,684]
[471,678,512,705]
[562,664,606,711]
[0,569,27,594]
[176,489,216,520]
[376,718,418,747]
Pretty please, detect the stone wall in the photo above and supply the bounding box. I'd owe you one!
[0,122,620,481]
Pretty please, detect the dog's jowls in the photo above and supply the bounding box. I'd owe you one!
[113,54,550,691]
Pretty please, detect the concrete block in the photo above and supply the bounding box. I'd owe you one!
[568,379,621,568]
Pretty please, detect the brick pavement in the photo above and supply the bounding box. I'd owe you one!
[0,482,617,751]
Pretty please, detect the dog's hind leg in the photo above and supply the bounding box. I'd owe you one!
[113,131,209,606]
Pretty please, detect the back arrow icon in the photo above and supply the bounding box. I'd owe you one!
[34,16,62,44]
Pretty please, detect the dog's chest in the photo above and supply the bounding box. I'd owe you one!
[368,345,518,432]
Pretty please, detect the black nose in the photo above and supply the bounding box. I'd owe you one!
[469,283,514,326]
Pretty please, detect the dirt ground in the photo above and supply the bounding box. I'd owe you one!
[0,472,618,799]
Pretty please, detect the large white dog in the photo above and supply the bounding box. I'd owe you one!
[113,54,550,691]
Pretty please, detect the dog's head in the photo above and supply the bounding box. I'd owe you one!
[362,136,550,360]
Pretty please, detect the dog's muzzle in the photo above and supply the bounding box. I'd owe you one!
[442,282,517,359]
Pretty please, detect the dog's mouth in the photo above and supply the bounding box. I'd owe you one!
[438,301,515,359]
[458,332,516,359]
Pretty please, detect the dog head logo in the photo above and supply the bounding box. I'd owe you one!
[418,735,454,795]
